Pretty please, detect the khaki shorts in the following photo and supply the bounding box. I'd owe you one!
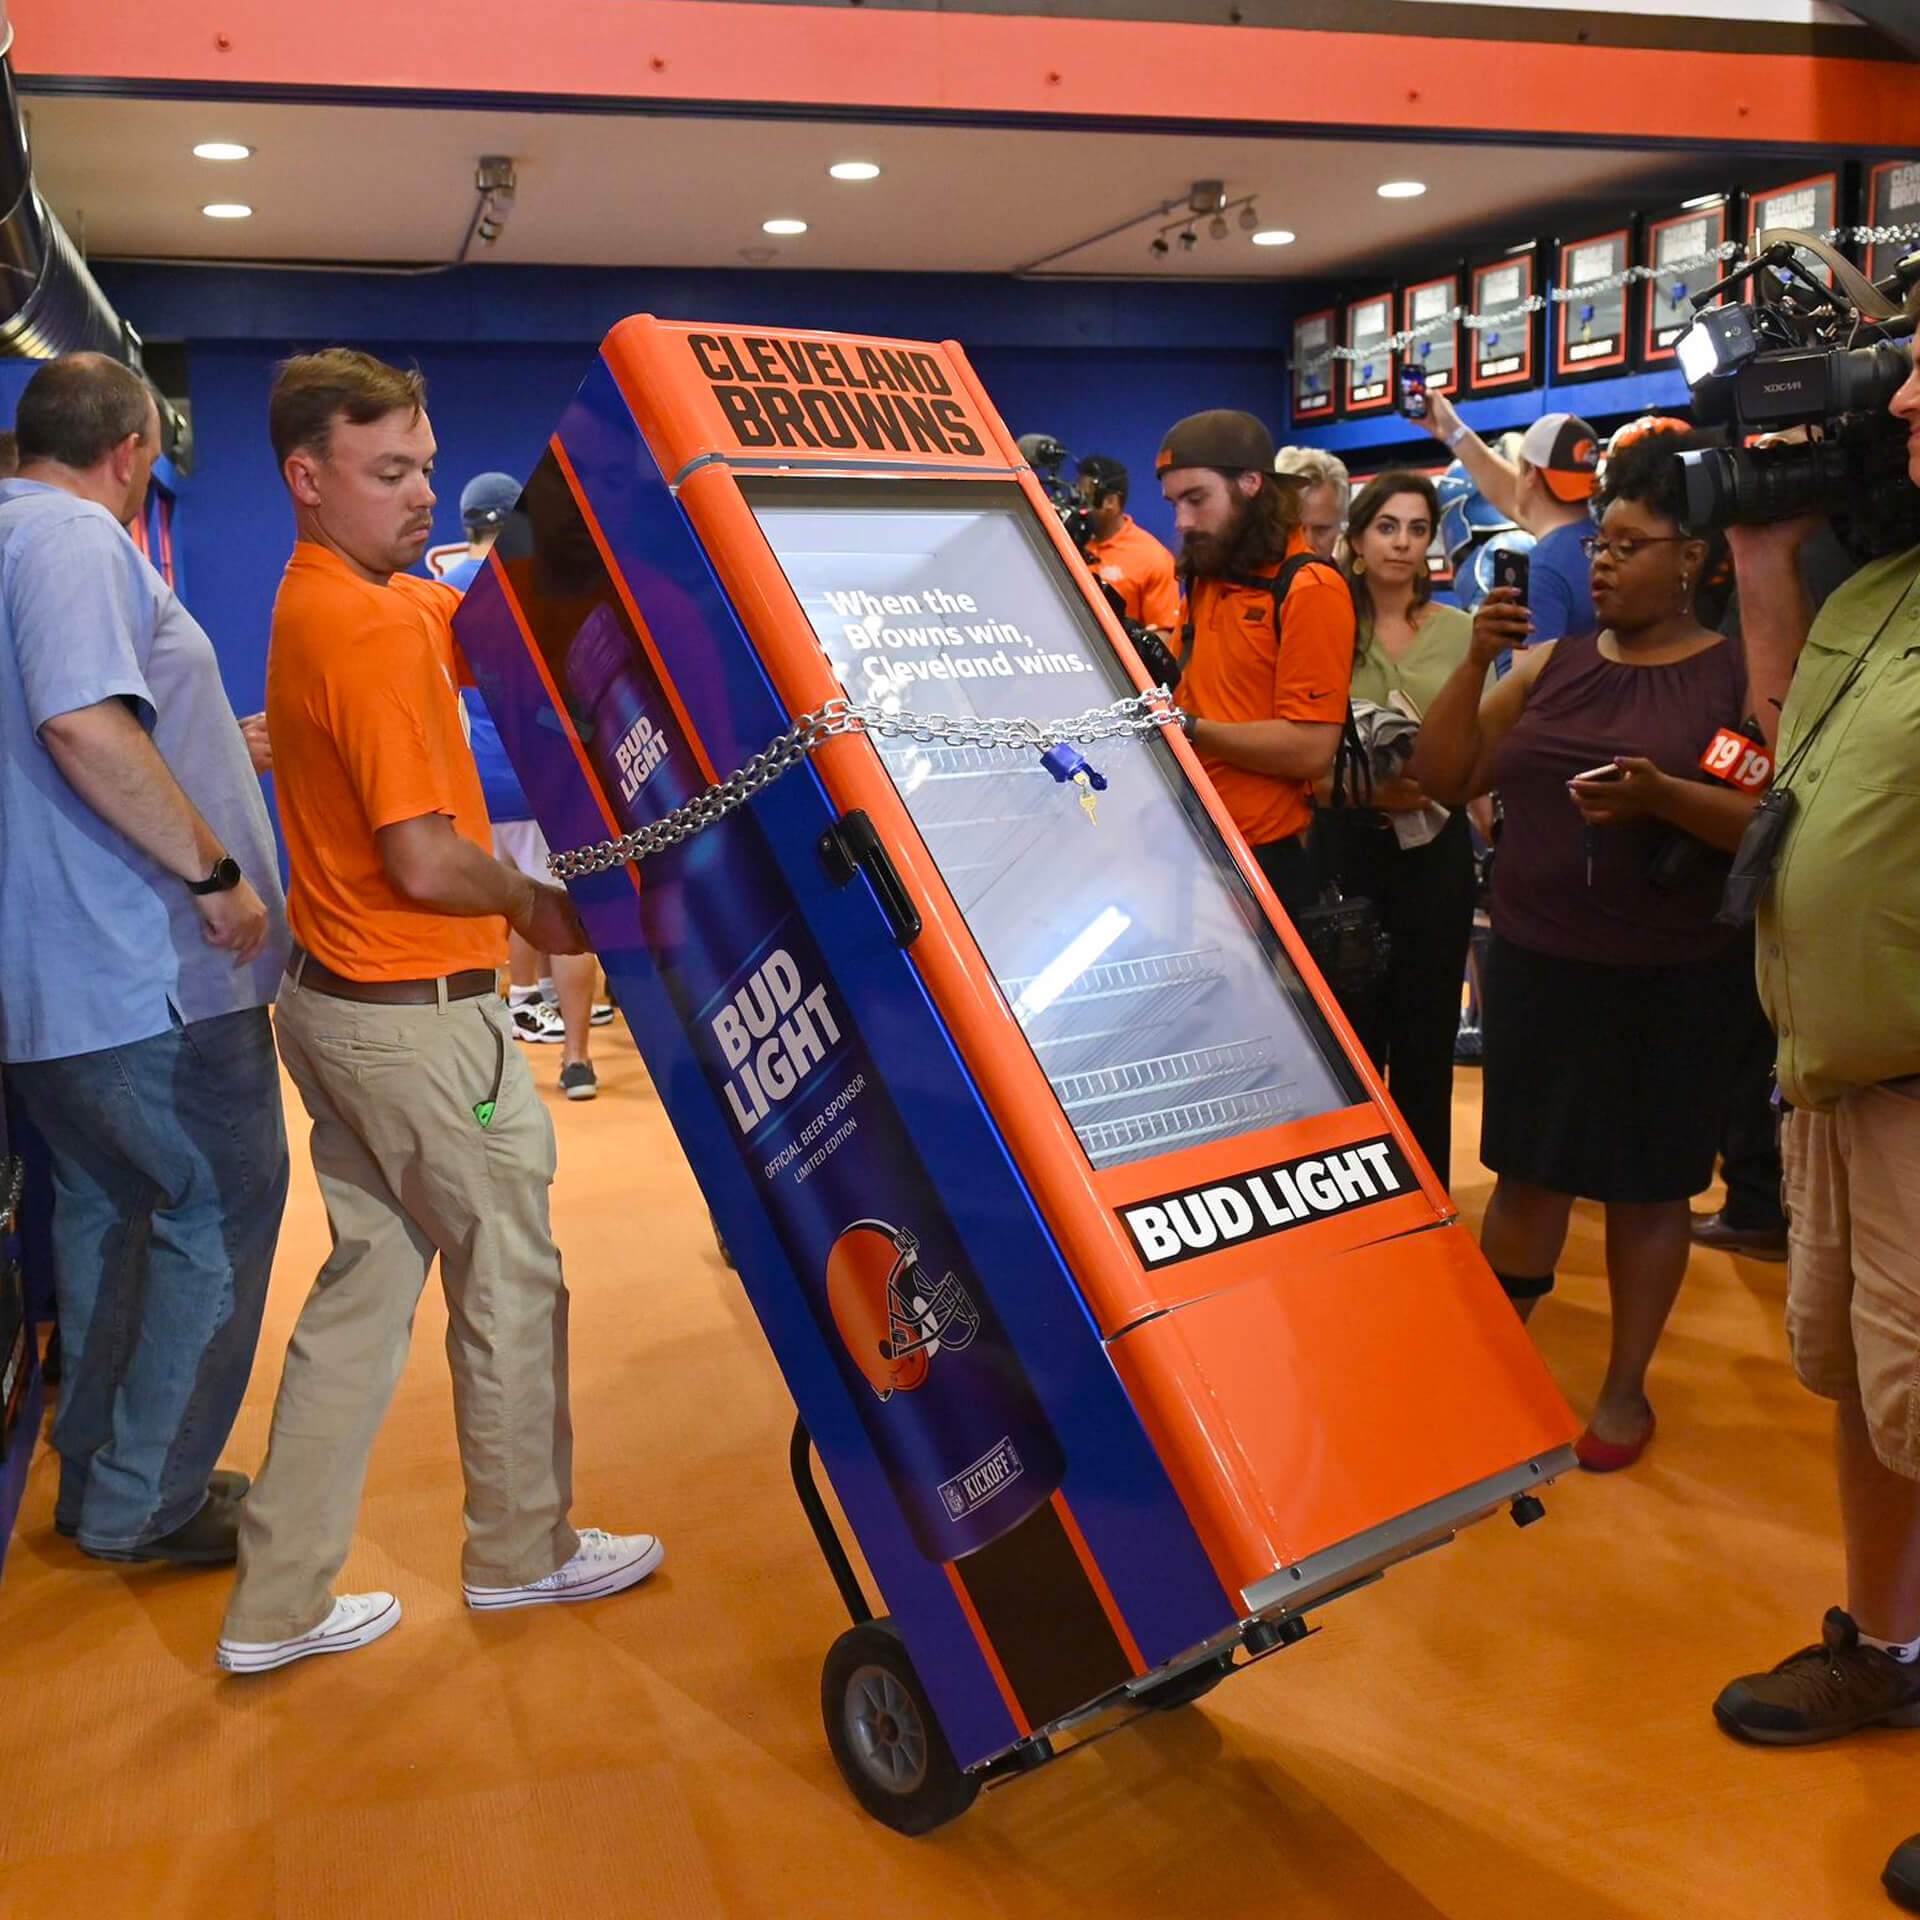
[493,819,551,880]
[1783,1081,1920,1480]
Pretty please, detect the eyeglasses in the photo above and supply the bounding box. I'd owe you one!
[1581,534,1689,564]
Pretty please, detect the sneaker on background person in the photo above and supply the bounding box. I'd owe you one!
[507,990,565,1044]
[464,1527,662,1612]
[217,1592,401,1675]
[558,1060,597,1102]
[1714,1606,1920,1745]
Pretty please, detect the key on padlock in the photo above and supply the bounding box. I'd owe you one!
[1073,770,1099,826]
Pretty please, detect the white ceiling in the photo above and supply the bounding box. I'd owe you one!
[25,95,1732,281]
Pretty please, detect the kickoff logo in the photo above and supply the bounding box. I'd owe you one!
[1120,1137,1414,1269]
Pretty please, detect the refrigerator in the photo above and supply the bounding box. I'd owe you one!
[453,318,1578,1830]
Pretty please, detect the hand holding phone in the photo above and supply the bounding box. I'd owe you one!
[1398,365,1429,420]
[1572,762,1627,784]
[1490,547,1531,604]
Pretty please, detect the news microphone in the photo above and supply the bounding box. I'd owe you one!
[1699,724,1773,793]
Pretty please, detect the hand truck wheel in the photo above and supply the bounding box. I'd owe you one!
[821,1617,980,1834]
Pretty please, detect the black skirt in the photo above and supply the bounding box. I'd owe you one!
[1480,931,1755,1203]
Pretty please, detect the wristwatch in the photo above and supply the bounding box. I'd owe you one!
[187,855,243,896]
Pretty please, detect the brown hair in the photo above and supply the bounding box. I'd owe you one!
[1341,470,1440,654]
[16,354,153,471]
[269,348,426,469]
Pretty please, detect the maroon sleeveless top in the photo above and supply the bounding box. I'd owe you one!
[1489,629,1747,966]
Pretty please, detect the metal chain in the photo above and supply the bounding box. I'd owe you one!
[1317,222,1920,364]
[547,690,1183,879]
[1,1155,20,1230]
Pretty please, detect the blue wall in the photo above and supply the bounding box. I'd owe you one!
[96,264,1292,713]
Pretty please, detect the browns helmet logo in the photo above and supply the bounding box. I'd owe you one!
[826,1219,979,1399]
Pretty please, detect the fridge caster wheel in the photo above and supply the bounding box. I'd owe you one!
[823,1618,981,1835]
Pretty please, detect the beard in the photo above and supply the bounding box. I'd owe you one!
[1180,490,1256,579]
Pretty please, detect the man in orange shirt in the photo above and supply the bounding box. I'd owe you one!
[1159,409,1356,919]
[1075,455,1180,636]
[217,350,662,1676]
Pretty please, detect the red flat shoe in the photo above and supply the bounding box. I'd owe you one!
[1575,1405,1656,1473]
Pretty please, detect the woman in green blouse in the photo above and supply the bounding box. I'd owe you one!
[1320,471,1477,1180]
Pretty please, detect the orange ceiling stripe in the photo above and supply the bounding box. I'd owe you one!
[12,0,1920,150]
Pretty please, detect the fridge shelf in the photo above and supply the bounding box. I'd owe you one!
[1051,1038,1279,1117]
[1076,1085,1305,1168]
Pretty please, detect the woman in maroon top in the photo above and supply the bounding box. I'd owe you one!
[1411,435,1765,1472]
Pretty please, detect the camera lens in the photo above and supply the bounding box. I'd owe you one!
[1831,339,1914,415]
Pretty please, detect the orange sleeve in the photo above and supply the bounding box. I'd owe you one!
[393,573,473,686]
[1271,572,1356,724]
[1141,551,1182,633]
[323,621,473,834]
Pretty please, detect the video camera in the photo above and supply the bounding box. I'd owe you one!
[1017,432,1183,689]
[1673,229,1920,554]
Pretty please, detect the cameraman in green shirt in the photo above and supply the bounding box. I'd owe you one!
[1711,354,1920,1912]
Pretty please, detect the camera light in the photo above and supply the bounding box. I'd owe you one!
[1676,304,1759,388]
[1675,322,1720,386]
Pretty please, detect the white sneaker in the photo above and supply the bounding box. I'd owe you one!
[463,1528,663,1612]
[217,1592,401,1674]
[509,1000,565,1044]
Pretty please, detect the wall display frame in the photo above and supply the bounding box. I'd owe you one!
[1865,158,1920,282]
[1552,226,1633,380]
[1400,271,1461,396]
[1291,306,1337,425]
[1339,290,1397,419]
[1638,197,1731,368]
[1465,247,1542,397]
[1744,170,1843,285]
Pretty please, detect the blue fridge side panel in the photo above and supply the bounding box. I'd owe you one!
[454,352,1238,1765]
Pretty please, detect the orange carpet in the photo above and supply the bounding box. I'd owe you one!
[0,1035,1904,1919]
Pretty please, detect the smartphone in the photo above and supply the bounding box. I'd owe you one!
[1573,762,1627,783]
[1490,548,1531,604]
[1398,364,1429,419]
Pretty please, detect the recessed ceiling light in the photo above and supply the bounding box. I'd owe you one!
[192,141,253,162]
[1251,228,1296,247]
[201,203,253,219]
[828,161,881,182]
[762,218,808,236]
[1377,180,1427,200]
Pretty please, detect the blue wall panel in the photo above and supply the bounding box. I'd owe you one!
[96,264,1290,725]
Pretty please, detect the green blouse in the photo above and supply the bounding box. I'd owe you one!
[1349,601,1474,717]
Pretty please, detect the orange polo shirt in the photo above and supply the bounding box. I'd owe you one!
[1178,531,1355,848]
[266,542,504,981]
[1084,515,1180,632]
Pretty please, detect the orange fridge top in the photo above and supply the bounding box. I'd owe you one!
[603,316,1013,475]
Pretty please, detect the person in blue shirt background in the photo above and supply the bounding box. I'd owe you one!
[449,472,611,1101]
[1422,392,1601,644]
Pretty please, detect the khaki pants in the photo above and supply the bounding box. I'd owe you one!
[222,976,577,1641]
[1783,1080,1920,1481]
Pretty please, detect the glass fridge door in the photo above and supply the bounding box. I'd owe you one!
[746,480,1362,1172]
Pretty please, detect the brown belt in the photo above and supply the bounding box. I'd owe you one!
[287,945,498,1007]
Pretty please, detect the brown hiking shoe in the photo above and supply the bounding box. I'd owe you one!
[1714,1608,1920,1746]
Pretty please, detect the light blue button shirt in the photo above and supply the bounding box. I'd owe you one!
[0,480,288,1064]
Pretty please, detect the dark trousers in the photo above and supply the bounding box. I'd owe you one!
[1719,960,1785,1230]
[1252,831,1320,924]
[1321,809,1477,1179]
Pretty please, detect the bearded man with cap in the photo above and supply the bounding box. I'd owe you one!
[1421,393,1600,644]
[1158,408,1357,918]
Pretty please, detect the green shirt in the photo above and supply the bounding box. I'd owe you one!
[1758,546,1920,1109]
[1350,602,1473,716]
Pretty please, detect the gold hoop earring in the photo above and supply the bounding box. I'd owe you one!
[1353,556,1367,576]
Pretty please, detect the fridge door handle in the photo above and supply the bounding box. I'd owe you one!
[817,811,923,949]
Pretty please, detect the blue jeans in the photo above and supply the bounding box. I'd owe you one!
[8,1006,288,1550]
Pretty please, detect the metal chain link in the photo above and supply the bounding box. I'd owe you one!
[547,690,1183,879]
[1,1155,21,1230]
[1317,222,1920,364]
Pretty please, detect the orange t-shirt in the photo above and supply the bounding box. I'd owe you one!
[1084,516,1181,632]
[1177,531,1355,847]
[266,542,505,981]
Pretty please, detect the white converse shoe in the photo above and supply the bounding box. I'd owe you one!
[463,1528,663,1612]
[217,1591,401,1674]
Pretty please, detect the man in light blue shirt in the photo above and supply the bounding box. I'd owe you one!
[0,354,290,1566]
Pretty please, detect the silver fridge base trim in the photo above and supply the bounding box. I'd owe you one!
[1238,1445,1579,1619]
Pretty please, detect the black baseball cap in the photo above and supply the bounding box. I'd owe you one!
[1157,409,1294,480]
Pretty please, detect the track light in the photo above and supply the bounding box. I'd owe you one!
[1179,227,1198,251]
[1240,204,1260,231]
[1209,214,1229,241]
[1150,235,1170,257]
